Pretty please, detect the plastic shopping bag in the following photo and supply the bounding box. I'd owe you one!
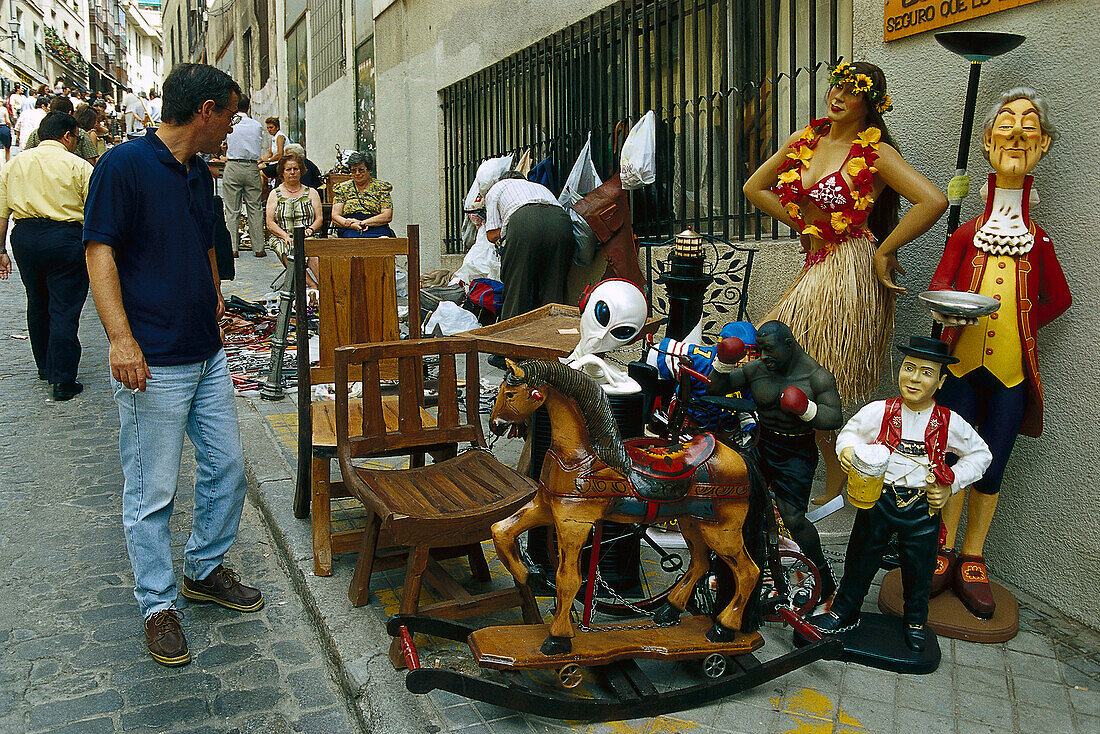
[620,111,657,190]
[559,133,603,265]
[424,301,483,336]
[558,132,602,207]
[559,186,599,266]
[451,226,501,285]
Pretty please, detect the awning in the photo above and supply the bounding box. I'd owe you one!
[91,62,118,85]
[0,56,46,88]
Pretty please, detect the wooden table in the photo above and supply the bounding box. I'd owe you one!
[459,303,664,361]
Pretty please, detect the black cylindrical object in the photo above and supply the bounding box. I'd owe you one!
[525,393,645,593]
[660,252,712,341]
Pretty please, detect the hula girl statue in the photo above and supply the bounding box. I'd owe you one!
[744,61,948,506]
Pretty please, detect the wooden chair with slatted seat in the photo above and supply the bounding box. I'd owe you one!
[333,336,543,667]
[292,224,456,577]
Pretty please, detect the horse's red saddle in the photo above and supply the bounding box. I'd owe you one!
[625,434,716,501]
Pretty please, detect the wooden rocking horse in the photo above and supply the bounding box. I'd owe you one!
[490,359,765,656]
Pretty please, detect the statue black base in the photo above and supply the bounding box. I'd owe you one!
[793,612,941,674]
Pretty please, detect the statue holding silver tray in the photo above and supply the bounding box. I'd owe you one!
[926,88,1072,621]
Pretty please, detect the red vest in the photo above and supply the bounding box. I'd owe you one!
[874,398,955,486]
[930,174,1072,437]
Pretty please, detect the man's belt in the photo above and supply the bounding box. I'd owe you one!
[884,482,926,509]
[227,158,258,163]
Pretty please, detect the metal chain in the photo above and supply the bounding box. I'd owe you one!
[575,567,681,632]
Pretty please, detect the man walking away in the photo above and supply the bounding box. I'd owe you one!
[0,112,92,400]
[148,88,162,124]
[221,95,266,257]
[84,63,262,668]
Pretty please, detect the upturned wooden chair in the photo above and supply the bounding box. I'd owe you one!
[333,337,542,667]
[293,225,448,577]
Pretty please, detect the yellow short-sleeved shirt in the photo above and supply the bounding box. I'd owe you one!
[332,178,393,217]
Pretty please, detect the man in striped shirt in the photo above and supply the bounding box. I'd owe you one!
[484,171,573,320]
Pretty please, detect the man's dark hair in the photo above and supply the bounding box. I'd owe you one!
[237,95,250,112]
[38,112,78,142]
[500,170,526,181]
[49,96,74,114]
[161,63,241,125]
[35,96,50,109]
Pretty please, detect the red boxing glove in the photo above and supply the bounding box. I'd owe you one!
[780,386,818,422]
[717,337,747,364]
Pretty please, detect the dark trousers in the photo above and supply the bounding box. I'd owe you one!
[938,368,1026,494]
[500,204,573,320]
[10,219,88,384]
[833,490,939,627]
[754,429,830,577]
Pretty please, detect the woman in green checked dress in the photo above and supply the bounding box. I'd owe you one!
[266,151,324,285]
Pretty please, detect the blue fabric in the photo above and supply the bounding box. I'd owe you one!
[10,219,88,384]
[527,156,555,194]
[468,278,503,314]
[113,349,247,618]
[654,338,717,398]
[719,321,757,346]
[938,368,1025,495]
[83,129,221,366]
[336,213,396,238]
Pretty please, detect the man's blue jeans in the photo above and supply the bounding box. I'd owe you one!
[112,348,247,618]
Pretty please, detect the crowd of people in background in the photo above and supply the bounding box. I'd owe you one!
[0,71,369,395]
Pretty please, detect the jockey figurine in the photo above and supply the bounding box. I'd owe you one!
[810,337,992,652]
[929,88,1071,619]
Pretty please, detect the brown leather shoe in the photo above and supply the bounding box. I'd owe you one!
[144,609,191,667]
[953,554,995,619]
[930,547,958,598]
[181,565,264,612]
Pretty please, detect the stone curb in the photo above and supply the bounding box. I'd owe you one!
[237,395,375,733]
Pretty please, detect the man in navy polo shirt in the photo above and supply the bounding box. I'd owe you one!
[85,64,263,668]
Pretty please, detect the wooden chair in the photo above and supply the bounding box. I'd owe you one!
[293,225,440,577]
[334,337,542,667]
[321,173,352,231]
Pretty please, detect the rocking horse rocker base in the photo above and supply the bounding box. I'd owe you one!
[386,614,843,722]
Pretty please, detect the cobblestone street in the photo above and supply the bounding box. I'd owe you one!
[0,264,363,732]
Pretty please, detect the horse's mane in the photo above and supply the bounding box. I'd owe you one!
[510,360,630,474]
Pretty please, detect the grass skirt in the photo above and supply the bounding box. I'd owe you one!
[767,235,895,404]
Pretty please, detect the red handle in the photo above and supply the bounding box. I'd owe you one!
[681,365,711,385]
[776,607,823,642]
[398,625,421,670]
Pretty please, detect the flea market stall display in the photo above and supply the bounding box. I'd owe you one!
[315,38,1072,720]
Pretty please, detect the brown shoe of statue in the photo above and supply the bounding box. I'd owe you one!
[144,609,191,667]
[181,565,264,612]
[953,554,995,619]
[930,547,958,598]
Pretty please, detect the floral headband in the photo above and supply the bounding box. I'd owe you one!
[829,61,893,114]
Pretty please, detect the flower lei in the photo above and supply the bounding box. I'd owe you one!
[774,117,880,265]
[829,61,893,114]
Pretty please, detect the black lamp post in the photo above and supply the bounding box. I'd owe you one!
[659,229,712,341]
[935,31,1025,237]
[931,32,1023,339]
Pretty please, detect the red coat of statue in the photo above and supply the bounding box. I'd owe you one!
[930,173,1071,437]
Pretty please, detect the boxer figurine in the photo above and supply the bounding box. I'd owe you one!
[707,320,844,600]
[929,88,1071,618]
[809,337,991,651]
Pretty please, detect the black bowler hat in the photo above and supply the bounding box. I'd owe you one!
[897,336,960,365]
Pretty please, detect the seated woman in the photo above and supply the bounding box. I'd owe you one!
[265,151,323,287]
[330,151,395,238]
